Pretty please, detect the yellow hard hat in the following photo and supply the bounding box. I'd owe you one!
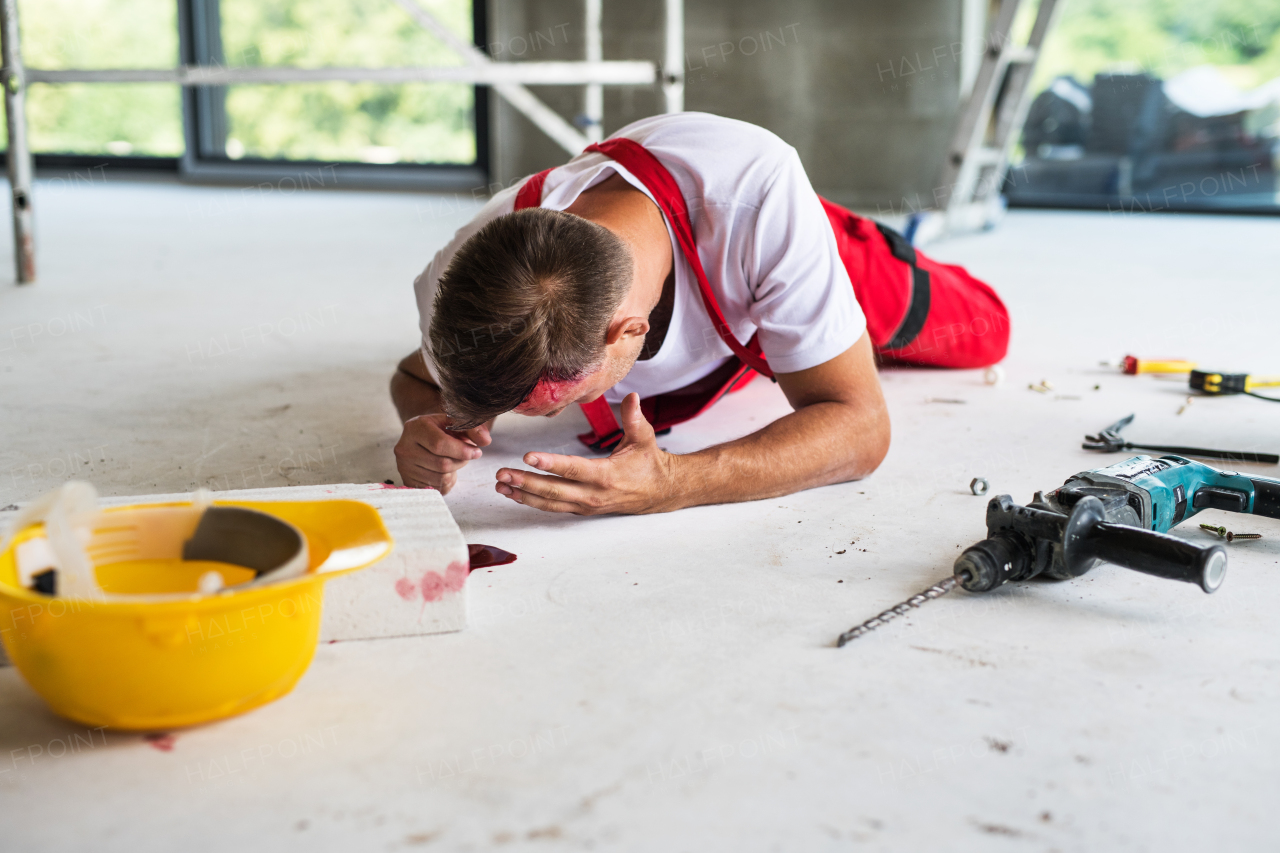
[0,495,392,730]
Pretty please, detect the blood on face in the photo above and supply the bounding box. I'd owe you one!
[514,375,590,416]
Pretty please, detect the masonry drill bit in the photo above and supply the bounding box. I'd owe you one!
[836,575,958,647]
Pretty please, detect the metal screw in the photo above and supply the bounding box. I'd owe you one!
[1200,524,1262,542]
[970,477,989,496]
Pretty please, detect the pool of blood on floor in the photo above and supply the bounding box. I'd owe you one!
[144,733,176,751]
[468,544,517,571]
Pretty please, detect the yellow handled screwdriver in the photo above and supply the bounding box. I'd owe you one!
[1123,355,1197,375]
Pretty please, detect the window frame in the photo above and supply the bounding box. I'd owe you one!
[32,0,490,190]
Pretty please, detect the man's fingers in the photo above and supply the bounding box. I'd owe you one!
[423,430,482,461]
[522,451,596,483]
[496,482,587,514]
[417,454,466,474]
[616,392,656,449]
[396,431,474,471]
[497,468,600,506]
[401,466,455,493]
[460,421,493,448]
[396,416,477,495]
[408,418,481,461]
[400,457,457,487]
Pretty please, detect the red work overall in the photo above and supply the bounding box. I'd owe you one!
[515,139,1010,450]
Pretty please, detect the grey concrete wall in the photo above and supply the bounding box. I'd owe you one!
[487,0,965,212]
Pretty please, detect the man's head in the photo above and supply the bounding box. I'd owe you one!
[429,207,648,427]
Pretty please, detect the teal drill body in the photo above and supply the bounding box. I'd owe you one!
[1071,455,1280,533]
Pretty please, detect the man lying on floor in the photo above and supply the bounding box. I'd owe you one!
[391,112,1009,515]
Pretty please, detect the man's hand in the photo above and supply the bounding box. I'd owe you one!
[395,414,492,494]
[494,333,888,514]
[495,393,680,515]
[391,349,497,493]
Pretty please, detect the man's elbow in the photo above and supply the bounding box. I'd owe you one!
[389,364,417,401]
[858,406,891,478]
[389,370,412,421]
[835,401,890,483]
[389,368,405,400]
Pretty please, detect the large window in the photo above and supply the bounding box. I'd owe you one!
[19,0,183,158]
[214,0,477,165]
[15,0,484,182]
[1010,0,1280,212]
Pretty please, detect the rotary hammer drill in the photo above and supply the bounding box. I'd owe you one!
[837,455,1280,645]
[956,455,1280,595]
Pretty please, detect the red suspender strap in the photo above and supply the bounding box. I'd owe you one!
[514,168,552,209]
[511,143,772,449]
[585,140,772,377]
[577,396,620,444]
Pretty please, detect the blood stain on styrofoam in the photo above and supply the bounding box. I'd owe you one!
[394,577,418,601]
[420,571,445,602]
[391,547,512,605]
[444,561,468,591]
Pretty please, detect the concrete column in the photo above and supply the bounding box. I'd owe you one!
[489,0,965,211]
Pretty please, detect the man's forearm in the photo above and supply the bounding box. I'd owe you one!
[670,400,889,510]
[390,367,446,423]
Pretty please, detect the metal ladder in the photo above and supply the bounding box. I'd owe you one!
[924,0,1062,241]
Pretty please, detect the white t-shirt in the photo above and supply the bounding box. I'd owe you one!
[414,112,865,405]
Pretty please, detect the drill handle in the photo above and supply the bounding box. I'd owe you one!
[1248,477,1280,520]
[1081,522,1227,593]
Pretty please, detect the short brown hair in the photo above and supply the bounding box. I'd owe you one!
[429,208,633,428]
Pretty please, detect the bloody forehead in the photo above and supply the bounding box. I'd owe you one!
[517,376,582,411]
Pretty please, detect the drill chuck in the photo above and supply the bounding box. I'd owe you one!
[955,534,1031,592]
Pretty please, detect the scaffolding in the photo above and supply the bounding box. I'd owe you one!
[921,0,1060,242]
[0,0,685,284]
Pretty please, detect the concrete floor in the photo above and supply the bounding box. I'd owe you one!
[2,178,1279,851]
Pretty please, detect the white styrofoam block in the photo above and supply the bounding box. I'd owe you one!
[88,483,469,642]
